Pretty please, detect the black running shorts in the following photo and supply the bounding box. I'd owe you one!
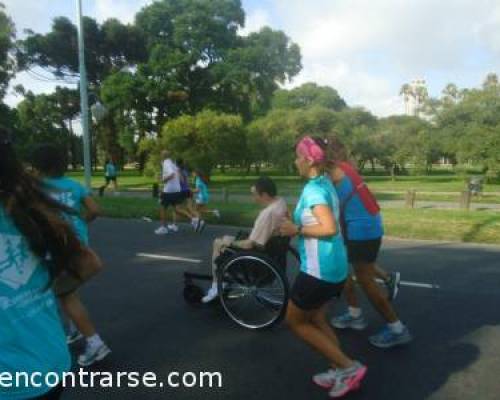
[290,272,345,310]
[345,238,382,264]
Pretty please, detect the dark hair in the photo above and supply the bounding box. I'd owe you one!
[32,143,67,177]
[176,158,184,168]
[0,128,82,286]
[324,134,349,164]
[254,176,277,197]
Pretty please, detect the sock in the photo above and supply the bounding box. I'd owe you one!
[87,334,104,349]
[388,320,404,334]
[348,307,362,318]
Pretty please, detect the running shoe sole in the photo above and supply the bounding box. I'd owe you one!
[78,346,112,367]
[328,367,366,398]
[369,332,413,349]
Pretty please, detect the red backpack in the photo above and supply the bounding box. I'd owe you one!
[338,162,380,215]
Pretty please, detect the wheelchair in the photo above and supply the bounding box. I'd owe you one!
[183,234,300,330]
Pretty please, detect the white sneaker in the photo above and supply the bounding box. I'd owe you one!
[213,209,221,219]
[66,331,83,345]
[201,286,218,303]
[155,226,169,235]
[77,343,111,367]
[167,224,179,232]
[313,368,338,389]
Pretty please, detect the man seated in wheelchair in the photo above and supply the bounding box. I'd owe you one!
[202,176,288,303]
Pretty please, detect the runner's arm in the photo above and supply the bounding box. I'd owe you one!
[82,196,100,223]
[280,205,336,238]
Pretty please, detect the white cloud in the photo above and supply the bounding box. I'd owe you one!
[239,9,272,36]
[4,0,500,117]
[271,0,500,116]
[93,0,153,24]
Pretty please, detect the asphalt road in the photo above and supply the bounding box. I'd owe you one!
[61,218,500,400]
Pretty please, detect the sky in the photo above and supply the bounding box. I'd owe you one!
[3,0,500,116]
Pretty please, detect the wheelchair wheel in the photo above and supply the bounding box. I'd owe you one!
[218,253,288,330]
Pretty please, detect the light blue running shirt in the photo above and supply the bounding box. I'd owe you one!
[43,177,90,245]
[293,175,348,283]
[195,176,209,204]
[0,206,71,399]
[105,163,117,178]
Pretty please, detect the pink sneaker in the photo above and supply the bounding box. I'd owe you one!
[328,362,367,398]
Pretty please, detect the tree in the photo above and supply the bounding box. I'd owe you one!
[272,83,346,111]
[376,116,434,177]
[157,110,245,174]
[16,91,70,156]
[17,16,147,84]
[0,2,14,100]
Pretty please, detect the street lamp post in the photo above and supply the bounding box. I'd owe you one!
[76,0,92,190]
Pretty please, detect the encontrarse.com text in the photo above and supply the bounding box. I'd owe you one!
[0,370,223,389]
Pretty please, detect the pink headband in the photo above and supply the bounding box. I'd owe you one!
[296,136,325,163]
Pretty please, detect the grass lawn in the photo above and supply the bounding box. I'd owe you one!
[69,170,500,196]
[96,197,500,245]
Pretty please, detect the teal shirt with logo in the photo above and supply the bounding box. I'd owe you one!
[293,176,348,283]
[0,206,71,399]
[44,177,90,245]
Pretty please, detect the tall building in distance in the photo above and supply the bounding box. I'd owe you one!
[400,79,428,116]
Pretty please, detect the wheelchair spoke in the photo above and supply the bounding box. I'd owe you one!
[219,255,289,329]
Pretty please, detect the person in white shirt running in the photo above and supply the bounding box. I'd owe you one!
[155,150,201,234]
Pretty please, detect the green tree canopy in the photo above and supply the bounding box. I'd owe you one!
[272,83,346,111]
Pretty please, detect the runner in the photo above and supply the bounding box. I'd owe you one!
[175,159,204,232]
[325,135,412,348]
[279,136,366,398]
[192,169,220,222]
[201,177,287,303]
[155,150,197,234]
[0,128,99,399]
[32,143,111,366]
[98,158,118,197]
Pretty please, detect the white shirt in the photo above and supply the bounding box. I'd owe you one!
[162,159,181,193]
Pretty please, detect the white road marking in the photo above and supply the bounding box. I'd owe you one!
[375,278,440,289]
[137,253,441,289]
[137,253,202,264]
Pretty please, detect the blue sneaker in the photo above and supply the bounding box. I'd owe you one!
[331,312,367,330]
[369,325,413,348]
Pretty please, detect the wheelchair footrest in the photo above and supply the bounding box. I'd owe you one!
[184,272,213,282]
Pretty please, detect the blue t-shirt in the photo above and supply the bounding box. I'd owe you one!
[293,176,348,283]
[105,163,117,178]
[335,176,384,241]
[195,177,209,204]
[43,177,90,245]
[0,206,71,399]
